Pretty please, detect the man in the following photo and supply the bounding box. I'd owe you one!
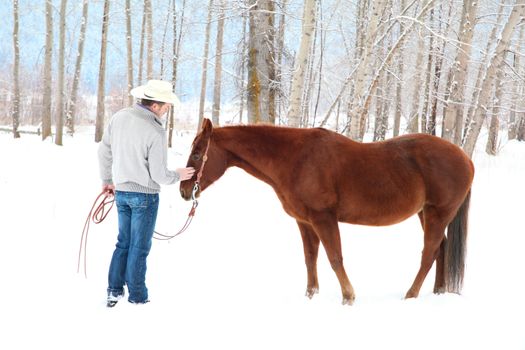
[98,79,195,307]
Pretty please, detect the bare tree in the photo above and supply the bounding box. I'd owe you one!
[464,2,505,141]
[66,0,89,136]
[463,0,525,157]
[508,24,524,141]
[168,0,185,148]
[125,0,133,106]
[486,69,504,155]
[247,0,275,124]
[420,8,434,135]
[427,4,451,136]
[198,0,214,130]
[137,1,147,85]
[275,0,288,121]
[347,0,388,139]
[55,0,67,146]
[407,26,426,134]
[442,0,477,144]
[95,0,110,143]
[237,11,248,124]
[159,2,170,77]
[288,0,317,127]
[212,0,226,125]
[146,0,153,80]
[42,0,53,141]
[393,0,406,137]
[12,0,21,139]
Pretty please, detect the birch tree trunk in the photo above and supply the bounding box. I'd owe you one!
[55,0,67,146]
[66,0,88,136]
[420,10,434,134]
[238,13,248,124]
[42,0,53,141]
[12,0,21,139]
[168,0,185,148]
[464,2,504,142]
[159,3,171,77]
[287,0,317,127]
[212,0,225,125]
[485,67,504,155]
[508,25,524,141]
[463,0,525,157]
[198,0,214,130]
[247,0,275,124]
[275,0,288,120]
[125,0,133,106]
[146,0,153,80]
[428,4,451,136]
[347,0,388,139]
[137,1,147,85]
[95,0,110,143]
[442,0,477,144]
[393,0,406,137]
[408,30,425,134]
[373,67,389,141]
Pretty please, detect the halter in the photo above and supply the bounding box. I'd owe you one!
[191,138,211,201]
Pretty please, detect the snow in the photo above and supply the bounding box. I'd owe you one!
[1,128,524,350]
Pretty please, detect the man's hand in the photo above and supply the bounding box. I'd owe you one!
[177,167,196,181]
[102,184,115,196]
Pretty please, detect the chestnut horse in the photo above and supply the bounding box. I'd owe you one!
[180,119,474,305]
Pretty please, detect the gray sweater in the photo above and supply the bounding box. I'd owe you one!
[98,104,180,194]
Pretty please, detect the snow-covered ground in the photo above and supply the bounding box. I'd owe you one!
[1,128,524,349]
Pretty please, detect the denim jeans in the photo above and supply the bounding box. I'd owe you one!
[107,191,159,303]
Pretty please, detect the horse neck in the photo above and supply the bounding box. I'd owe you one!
[214,126,288,185]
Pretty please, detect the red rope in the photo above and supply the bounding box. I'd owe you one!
[78,190,199,277]
[77,190,114,278]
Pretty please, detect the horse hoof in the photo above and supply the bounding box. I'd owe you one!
[342,295,355,306]
[433,286,446,294]
[404,290,419,299]
[305,287,319,299]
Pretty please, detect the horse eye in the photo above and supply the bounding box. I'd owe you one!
[192,154,201,161]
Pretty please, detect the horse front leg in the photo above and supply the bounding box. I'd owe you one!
[297,221,320,299]
[310,212,355,305]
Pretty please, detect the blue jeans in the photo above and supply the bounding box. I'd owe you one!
[107,191,159,303]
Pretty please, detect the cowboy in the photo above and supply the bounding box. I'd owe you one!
[98,79,195,307]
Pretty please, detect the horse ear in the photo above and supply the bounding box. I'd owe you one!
[202,118,213,134]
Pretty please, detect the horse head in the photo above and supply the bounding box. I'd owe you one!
[179,118,227,201]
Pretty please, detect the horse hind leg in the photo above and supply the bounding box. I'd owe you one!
[433,237,447,294]
[417,210,447,294]
[297,221,320,299]
[405,206,448,299]
[310,212,355,305]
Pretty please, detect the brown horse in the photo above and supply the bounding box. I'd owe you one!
[180,119,474,305]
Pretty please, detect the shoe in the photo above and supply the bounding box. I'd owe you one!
[129,299,150,305]
[106,291,125,308]
[106,299,118,308]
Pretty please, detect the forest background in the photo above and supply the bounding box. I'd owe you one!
[1,0,525,158]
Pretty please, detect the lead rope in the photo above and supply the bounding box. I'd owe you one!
[153,183,200,240]
[153,138,210,241]
[77,190,115,278]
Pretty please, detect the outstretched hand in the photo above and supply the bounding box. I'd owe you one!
[177,167,196,181]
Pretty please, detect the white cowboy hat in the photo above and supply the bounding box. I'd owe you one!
[130,79,180,107]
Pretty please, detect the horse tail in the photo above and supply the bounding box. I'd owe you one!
[444,190,471,294]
